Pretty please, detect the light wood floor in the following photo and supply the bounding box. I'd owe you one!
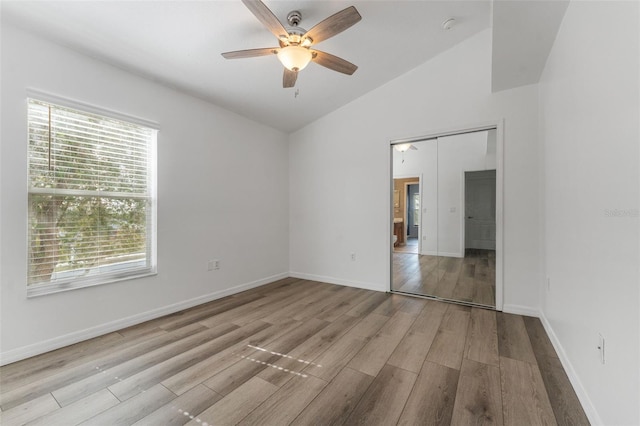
[393,249,496,307]
[0,278,589,426]
[393,237,419,254]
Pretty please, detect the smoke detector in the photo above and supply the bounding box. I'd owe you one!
[442,18,456,30]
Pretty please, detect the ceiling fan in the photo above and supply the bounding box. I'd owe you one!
[222,0,361,88]
[394,143,418,163]
[393,144,418,152]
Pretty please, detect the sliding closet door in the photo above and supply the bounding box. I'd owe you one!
[391,129,497,308]
[391,138,437,295]
[436,131,496,307]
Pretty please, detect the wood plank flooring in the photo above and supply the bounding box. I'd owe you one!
[392,248,496,307]
[394,237,419,254]
[0,278,589,425]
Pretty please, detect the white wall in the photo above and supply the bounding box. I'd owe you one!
[0,24,290,363]
[289,29,541,314]
[538,1,639,424]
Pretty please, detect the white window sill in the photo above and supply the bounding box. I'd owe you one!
[27,270,157,298]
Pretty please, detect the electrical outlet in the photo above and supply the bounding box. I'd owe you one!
[597,334,605,364]
[350,253,356,261]
[546,276,551,291]
[213,259,220,270]
[207,260,214,271]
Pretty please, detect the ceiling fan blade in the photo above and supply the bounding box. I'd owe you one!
[241,0,289,40]
[221,47,278,59]
[283,68,298,88]
[303,6,361,45]
[311,50,358,75]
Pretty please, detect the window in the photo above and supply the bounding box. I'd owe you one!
[27,98,157,296]
[412,192,420,227]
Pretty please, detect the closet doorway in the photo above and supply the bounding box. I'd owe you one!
[390,125,503,309]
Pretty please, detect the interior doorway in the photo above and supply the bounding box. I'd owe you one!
[407,184,420,239]
[390,126,502,310]
[465,170,496,250]
[392,176,420,255]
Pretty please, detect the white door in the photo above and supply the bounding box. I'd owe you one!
[407,184,420,239]
[465,170,496,250]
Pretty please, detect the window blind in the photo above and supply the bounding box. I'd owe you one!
[27,98,157,295]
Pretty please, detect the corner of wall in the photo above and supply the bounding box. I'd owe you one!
[537,310,603,425]
[288,271,387,293]
[501,304,539,317]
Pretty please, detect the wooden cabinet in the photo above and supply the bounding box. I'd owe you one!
[393,220,405,247]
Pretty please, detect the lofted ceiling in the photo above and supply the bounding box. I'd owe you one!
[492,0,569,93]
[2,1,567,133]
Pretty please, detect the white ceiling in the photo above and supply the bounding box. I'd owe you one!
[2,0,491,132]
[492,0,569,93]
[2,1,568,132]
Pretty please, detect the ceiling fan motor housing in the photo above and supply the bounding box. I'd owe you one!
[287,10,302,26]
[283,11,310,45]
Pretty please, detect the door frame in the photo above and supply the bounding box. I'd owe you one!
[463,169,497,251]
[389,120,504,311]
[393,174,422,254]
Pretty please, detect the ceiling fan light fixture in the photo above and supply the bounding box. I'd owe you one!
[277,45,312,71]
[394,143,413,152]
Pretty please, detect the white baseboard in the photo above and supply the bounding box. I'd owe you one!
[502,303,539,316]
[0,272,288,366]
[441,251,464,258]
[289,271,386,293]
[538,311,602,426]
[419,250,463,258]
